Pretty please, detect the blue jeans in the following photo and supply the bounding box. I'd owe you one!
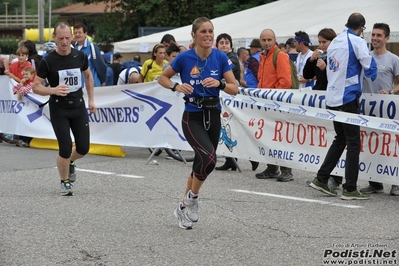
[316,99,360,192]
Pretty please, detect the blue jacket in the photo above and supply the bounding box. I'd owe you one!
[75,38,107,87]
[245,52,261,88]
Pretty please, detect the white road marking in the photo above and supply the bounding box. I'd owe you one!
[231,189,363,209]
[76,168,144,178]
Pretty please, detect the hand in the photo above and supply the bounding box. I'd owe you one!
[4,69,10,75]
[379,90,390,94]
[20,78,26,85]
[55,84,70,96]
[175,83,194,94]
[316,59,326,71]
[202,77,220,88]
[17,93,23,102]
[88,100,97,113]
[298,75,307,84]
[310,49,323,61]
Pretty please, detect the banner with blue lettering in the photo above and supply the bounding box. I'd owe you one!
[217,88,399,185]
[0,76,398,184]
[0,76,191,150]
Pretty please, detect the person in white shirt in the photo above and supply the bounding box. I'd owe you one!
[117,66,141,85]
[360,23,399,196]
[294,31,314,89]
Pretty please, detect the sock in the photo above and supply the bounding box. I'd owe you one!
[189,190,198,199]
[61,180,70,183]
[70,161,75,166]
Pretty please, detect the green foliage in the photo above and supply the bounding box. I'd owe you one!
[3,0,276,44]
[0,36,22,54]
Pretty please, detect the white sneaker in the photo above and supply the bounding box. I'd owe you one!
[60,180,73,196]
[184,192,199,222]
[173,203,193,230]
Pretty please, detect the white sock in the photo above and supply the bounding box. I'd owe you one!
[189,190,198,198]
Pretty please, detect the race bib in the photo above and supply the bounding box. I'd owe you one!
[58,68,82,92]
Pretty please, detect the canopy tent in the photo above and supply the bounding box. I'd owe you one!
[114,0,399,53]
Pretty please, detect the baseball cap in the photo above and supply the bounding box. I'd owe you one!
[113,52,123,59]
[249,39,261,48]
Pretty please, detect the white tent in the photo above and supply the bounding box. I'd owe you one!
[114,0,399,53]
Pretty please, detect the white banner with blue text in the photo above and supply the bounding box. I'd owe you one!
[0,76,398,184]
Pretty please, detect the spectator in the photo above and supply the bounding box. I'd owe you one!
[294,31,314,88]
[237,47,249,88]
[245,39,262,89]
[160,34,187,52]
[103,56,114,86]
[24,40,42,70]
[139,44,167,83]
[214,33,259,172]
[5,46,32,83]
[278,43,287,53]
[109,52,123,85]
[285,37,298,63]
[43,42,57,57]
[0,48,16,144]
[255,29,294,182]
[11,66,36,147]
[163,43,180,71]
[73,23,107,87]
[309,13,377,200]
[0,47,7,75]
[133,54,141,64]
[359,23,399,196]
[13,66,35,102]
[117,66,141,85]
[303,28,342,190]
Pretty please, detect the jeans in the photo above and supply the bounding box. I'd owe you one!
[317,99,360,192]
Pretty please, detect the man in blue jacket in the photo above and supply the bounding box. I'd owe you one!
[73,23,107,87]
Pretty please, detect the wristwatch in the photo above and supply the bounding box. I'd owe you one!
[170,82,179,92]
[218,79,226,90]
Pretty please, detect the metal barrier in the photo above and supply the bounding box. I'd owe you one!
[0,15,38,27]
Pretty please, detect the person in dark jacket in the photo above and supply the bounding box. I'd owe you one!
[303,28,342,189]
[303,28,336,91]
[214,33,259,171]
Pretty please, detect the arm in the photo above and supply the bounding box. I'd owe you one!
[380,75,399,95]
[221,70,239,95]
[92,43,107,85]
[158,65,194,94]
[83,67,96,113]
[33,76,70,97]
[392,77,399,94]
[6,71,21,83]
[302,57,316,80]
[239,64,247,87]
[248,57,259,79]
[355,39,377,81]
[14,82,33,96]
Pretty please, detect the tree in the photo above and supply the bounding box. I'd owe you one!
[73,0,276,44]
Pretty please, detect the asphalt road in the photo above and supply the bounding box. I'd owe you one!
[1,142,398,266]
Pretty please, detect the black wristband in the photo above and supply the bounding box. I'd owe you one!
[218,79,226,91]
